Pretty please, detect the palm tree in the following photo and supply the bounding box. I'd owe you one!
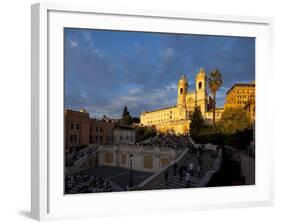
[208,69,223,129]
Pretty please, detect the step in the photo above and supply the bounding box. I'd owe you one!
[154,182,197,189]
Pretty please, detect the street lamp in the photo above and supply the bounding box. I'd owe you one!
[129,154,134,187]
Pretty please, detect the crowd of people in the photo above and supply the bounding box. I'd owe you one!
[138,133,190,150]
[65,174,113,194]
[163,142,210,188]
[164,161,200,188]
[65,150,89,167]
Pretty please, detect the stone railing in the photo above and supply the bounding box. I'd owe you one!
[240,152,255,185]
[133,148,189,190]
[188,136,198,148]
[224,145,255,185]
[188,137,219,151]
[188,137,223,187]
[66,144,96,161]
[98,145,177,157]
[65,145,98,175]
[198,148,222,187]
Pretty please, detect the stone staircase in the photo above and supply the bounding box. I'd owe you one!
[152,150,217,189]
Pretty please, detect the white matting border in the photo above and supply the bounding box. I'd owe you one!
[31,2,274,221]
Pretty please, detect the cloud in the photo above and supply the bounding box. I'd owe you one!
[68,38,78,48]
[128,87,142,95]
[165,83,177,91]
[159,47,175,61]
[64,29,255,118]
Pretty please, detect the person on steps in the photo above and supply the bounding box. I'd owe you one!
[164,171,169,186]
[185,172,191,188]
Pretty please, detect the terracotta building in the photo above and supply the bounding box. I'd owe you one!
[65,109,117,152]
[89,119,115,145]
[65,109,91,152]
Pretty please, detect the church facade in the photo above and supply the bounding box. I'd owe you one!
[140,68,221,134]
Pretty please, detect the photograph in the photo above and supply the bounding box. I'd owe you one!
[63,28,255,194]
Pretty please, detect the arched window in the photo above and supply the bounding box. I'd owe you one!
[180,88,183,95]
[198,82,202,89]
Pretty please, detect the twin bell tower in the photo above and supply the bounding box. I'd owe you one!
[177,68,208,118]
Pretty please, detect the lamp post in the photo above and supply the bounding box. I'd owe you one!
[129,154,134,187]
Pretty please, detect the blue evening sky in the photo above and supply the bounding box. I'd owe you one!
[64,28,255,119]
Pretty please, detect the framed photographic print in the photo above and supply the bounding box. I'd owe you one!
[31,2,274,221]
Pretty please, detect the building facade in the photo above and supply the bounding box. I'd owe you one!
[65,109,117,152]
[224,83,255,121]
[140,68,222,134]
[65,109,91,151]
[244,98,255,121]
[205,108,225,125]
[113,126,136,145]
[89,119,115,145]
[224,83,255,109]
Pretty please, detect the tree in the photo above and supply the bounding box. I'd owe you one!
[216,108,252,135]
[132,117,140,123]
[190,106,204,133]
[143,128,156,140]
[135,126,156,142]
[122,106,133,125]
[122,106,129,117]
[208,69,223,130]
[234,128,254,152]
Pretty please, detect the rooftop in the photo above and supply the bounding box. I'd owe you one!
[226,83,255,95]
[115,125,135,130]
[142,105,176,114]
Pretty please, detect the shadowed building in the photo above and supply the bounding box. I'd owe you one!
[65,109,117,153]
[113,126,136,145]
[65,109,91,151]
[89,119,115,145]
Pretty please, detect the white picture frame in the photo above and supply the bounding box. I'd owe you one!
[31,2,274,221]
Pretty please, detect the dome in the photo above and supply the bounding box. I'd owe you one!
[199,67,205,73]
[196,68,206,79]
[178,74,188,84]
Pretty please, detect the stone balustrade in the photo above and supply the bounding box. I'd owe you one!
[96,144,179,173]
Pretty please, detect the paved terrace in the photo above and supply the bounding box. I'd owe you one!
[79,166,153,191]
